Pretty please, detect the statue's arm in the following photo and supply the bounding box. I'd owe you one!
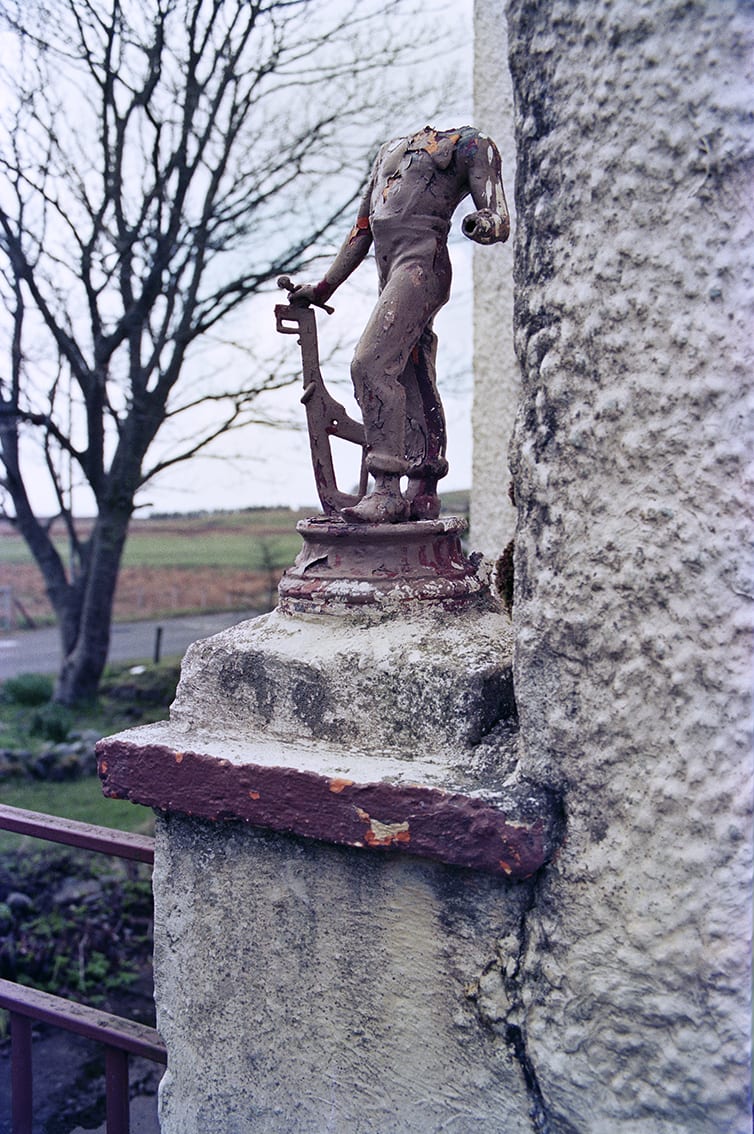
[460,132,510,245]
[289,181,374,308]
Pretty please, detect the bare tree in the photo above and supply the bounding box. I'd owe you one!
[0,0,443,703]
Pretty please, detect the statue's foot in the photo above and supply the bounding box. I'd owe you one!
[405,475,441,520]
[342,489,408,524]
[407,493,441,521]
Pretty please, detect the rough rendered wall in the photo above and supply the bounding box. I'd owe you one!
[153,816,536,1134]
[470,0,518,556]
[503,1,753,1130]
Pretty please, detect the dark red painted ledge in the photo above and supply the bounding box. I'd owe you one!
[97,733,560,879]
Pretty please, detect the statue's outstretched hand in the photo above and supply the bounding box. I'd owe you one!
[461,208,510,245]
[277,276,334,314]
[287,282,317,306]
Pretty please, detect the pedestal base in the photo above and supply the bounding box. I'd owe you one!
[278,515,483,613]
[95,557,563,1132]
[151,815,538,1133]
[97,603,560,878]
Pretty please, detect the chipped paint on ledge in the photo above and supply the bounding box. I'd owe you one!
[356,808,411,847]
[96,735,561,879]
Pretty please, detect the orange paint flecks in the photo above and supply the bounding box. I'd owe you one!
[365,826,411,848]
[248,790,260,801]
[422,130,460,156]
[329,777,354,794]
[356,807,410,848]
[499,860,514,875]
[500,840,522,866]
[174,752,184,764]
[100,760,108,774]
[348,216,371,245]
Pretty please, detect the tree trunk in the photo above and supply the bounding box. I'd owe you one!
[53,507,131,705]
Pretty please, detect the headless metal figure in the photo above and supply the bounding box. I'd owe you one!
[289,125,509,523]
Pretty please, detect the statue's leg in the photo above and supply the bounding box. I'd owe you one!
[399,355,426,471]
[344,263,447,524]
[403,324,448,520]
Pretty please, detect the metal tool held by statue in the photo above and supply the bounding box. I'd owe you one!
[277,275,335,315]
[274,289,367,515]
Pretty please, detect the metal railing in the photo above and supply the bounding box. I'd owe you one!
[0,804,165,1134]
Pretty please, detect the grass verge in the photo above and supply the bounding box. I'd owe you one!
[0,662,171,1024]
[0,659,176,849]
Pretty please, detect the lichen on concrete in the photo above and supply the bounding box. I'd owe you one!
[169,603,517,760]
[153,814,538,1133]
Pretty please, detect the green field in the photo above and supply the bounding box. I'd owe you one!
[124,531,301,571]
[0,778,155,854]
[0,497,470,568]
[0,661,175,850]
[0,496,471,624]
[0,507,311,570]
[123,507,311,569]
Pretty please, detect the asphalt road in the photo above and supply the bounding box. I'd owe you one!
[0,609,261,680]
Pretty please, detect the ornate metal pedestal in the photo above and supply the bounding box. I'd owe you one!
[278,515,484,613]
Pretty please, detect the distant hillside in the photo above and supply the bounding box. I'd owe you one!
[0,494,471,625]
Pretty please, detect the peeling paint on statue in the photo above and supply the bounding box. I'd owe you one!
[278,125,509,524]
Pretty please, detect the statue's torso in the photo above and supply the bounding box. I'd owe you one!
[369,127,472,227]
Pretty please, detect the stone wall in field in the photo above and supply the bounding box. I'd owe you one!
[476,0,753,1129]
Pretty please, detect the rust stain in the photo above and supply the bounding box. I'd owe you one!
[248,790,260,800]
[174,752,184,764]
[347,215,370,245]
[329,777,354,794]
[99,760,108,774]
[499,860,514,875]
[356,807,410,848]
[365,825,410,848]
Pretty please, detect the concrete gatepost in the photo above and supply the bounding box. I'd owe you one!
[97,530,562,1132]
[475,0,751,1130]
[470,0,518,559]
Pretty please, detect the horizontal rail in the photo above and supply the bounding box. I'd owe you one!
[0,979,166,1064]
[0,803,154,863]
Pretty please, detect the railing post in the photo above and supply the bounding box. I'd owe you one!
[0,821,164,1134]
[105,1045,130,1134]
[10,1012,33,1134]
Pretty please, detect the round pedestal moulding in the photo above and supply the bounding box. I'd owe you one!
[278,515,485,613]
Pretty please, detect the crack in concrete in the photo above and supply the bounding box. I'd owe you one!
[503,883,554,1134]
[504,872,580,1134]
[465,850,573,1133]
[505,1020,552,1134]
